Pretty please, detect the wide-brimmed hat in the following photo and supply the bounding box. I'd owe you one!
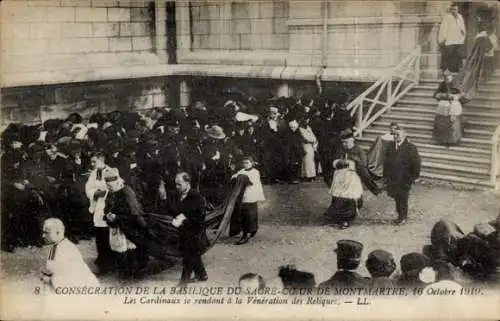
[205,125,226,140]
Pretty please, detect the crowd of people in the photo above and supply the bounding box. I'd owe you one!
[2,86,375,284]
[0,87,359,251]
[241,215,500,293]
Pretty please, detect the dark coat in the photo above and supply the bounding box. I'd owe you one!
[170,189,209,255]
[105,185,147,231]
[317,270,369,289]
[383,138,421,194]
[332,108,355,133]
[281,129,305,164]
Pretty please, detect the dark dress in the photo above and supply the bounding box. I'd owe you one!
[281,128,306,182]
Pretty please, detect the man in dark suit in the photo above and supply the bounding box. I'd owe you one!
[317,240,369,288]
[383,128,421,226]
[172,172,209,285]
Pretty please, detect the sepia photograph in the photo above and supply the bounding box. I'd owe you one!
[0,0,499,320]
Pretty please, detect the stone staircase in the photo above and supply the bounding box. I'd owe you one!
[357,69,500,189]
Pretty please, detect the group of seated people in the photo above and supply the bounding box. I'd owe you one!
[1,88,357,253]
[240,216,500,292]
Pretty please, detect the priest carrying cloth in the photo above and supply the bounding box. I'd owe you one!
[326,129,376,229]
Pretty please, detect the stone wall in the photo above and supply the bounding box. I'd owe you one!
[1,77,170,125]
[1,0,168,87]
[190,1,289,51]
[176,0,448,81]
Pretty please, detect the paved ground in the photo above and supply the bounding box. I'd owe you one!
[2,179,499,293]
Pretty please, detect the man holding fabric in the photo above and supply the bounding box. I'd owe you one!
[172,172,209,285]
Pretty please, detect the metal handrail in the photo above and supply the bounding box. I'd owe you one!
[491,125,500,189]
[347,22,440,136]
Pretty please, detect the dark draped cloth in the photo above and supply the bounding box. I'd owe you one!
[454,33,493,101]
[366,134,393,190]
[106,176,249,260]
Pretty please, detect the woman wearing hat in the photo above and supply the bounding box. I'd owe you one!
[200,125,233,207]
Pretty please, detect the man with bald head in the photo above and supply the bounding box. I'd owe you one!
[40,218,99,291]
[383,128,421,226]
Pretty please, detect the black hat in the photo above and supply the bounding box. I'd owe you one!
[400,252,430,276]
[278,265,316,289]
[66,112,83,124]
[122,112,141,130]
[336,240,363,262]
[19,125,40,145]
[43,119,64,133]
[88,113,105,126]
[365,249,396,277]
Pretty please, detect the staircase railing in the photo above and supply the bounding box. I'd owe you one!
[491,125,500,189]
[347,23,439,137]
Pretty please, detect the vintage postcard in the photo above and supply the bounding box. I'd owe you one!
[0,0,499,320]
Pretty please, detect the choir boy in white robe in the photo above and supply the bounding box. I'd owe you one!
[84,152,114,274]
[231,156,265,245]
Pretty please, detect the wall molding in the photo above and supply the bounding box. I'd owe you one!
[287,15,442,27]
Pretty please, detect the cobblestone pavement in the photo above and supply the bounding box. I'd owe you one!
[1,179,499,293]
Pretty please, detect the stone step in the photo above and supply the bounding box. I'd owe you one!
[404,92,500,103]
[397,98,500,115]
[357,137,491,159]
[419,79,500,89]
[419,151,491,171]
[382,112,500,129]
[358,141,492,188]
[390,106,500,120]
[421,164,490,182]
[411,85,500,97]
[392,103,500,119]
[365,125,492,150]
[417,172,493,189]
[374,116,498,134]
[366,121,492,140]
